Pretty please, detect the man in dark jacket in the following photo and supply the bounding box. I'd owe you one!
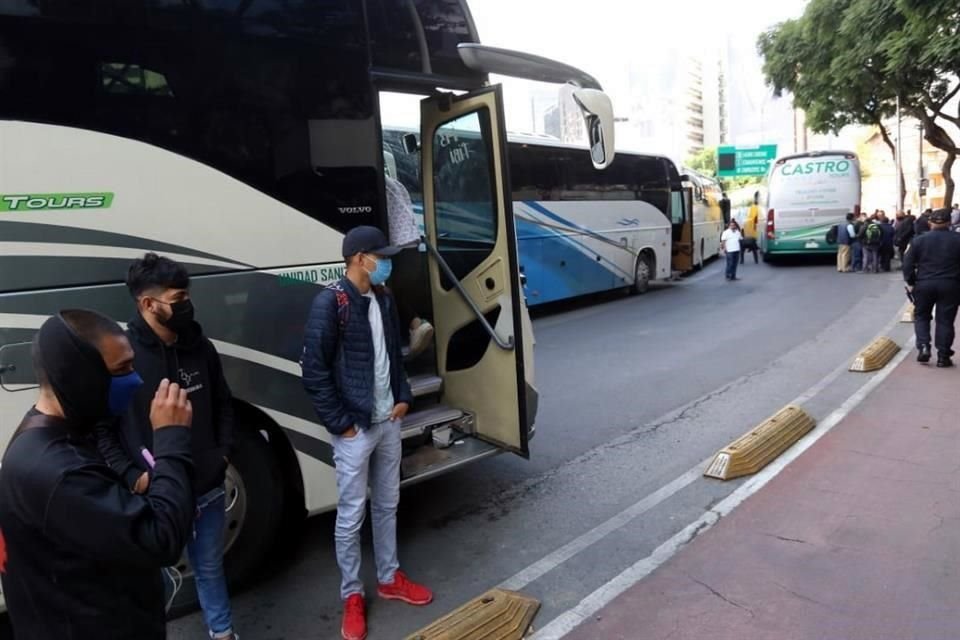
[98,253,237,639]
[0,309,193,639]
[878,214,896,272]
[903,208,960,367]
[894,211,914,260]
[301,226,430,640]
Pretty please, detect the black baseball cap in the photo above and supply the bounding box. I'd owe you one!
[342,226,401,258]
[930,208,951,224]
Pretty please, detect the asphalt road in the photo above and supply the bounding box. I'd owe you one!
[162,256,907,639]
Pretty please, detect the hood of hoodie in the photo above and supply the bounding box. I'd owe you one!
[36,314,112,430]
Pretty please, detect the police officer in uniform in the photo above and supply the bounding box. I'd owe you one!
[903,207,960,367]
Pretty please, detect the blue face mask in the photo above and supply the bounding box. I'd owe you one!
[108,371,144,416]
[366,256,393,286]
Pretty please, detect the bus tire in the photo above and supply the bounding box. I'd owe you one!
[632,253,652,294]
[167,421,287,619]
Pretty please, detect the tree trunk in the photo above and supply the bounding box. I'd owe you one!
[943,151,956,208]
[912,112,960,209]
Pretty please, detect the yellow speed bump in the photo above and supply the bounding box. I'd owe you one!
[849,336,900,372]
[704,405,816,480]
[901,304,914,322]
[405,588,540,640]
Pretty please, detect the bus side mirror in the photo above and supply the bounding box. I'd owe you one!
[571,87,615,170]
[402,133,419,154]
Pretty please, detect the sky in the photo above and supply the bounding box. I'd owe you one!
[466,0,812,146]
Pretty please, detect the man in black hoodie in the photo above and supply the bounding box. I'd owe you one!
[0,309,194,639]
[98,253,238,639]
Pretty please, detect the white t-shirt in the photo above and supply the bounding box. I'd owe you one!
[385,176,421,247]
[364,291,395,423]
[721,229,742,253]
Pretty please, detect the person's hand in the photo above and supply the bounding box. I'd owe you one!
[150,379,192,430]
[133,471,150,494]
[390,402,410,421]
[341,426,359,439]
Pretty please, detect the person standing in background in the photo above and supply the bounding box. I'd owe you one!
[720,220,743,281]
[837,213,856,272]
[719,191,731,226]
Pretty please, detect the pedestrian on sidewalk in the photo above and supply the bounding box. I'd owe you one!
[862,218,882,273]
[879,213,895,272]
[894,211,914,260]
[903,208,960,367]
[301,226,432,640]
[837,213,856,272]
[914,208,932,237]
[721,220,742,281]
[852,213,866,271]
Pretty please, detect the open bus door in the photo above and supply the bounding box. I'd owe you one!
[419,86,530,456]
[671,182,696,272]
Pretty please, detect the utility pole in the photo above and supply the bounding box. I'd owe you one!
[917,122,925,211]
[895,94,903,212]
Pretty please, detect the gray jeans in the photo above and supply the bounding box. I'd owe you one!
[332,419,402,599]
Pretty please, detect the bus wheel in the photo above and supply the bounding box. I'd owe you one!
[632,253,652,294]
[167,422,287,618]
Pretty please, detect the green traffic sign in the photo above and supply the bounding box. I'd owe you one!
[717,145,778,177]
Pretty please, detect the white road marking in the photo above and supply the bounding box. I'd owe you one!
[530,336,913,640]
[498,304,911,594]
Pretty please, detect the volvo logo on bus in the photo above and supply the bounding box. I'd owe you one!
[338,205,373,215]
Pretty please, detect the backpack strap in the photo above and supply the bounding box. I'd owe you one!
[326,283,350,329]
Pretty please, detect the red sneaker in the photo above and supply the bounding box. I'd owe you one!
[377,570,434,605]
[341,593,367,640]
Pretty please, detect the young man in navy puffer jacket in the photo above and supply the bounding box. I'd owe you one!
[301,226,431,640]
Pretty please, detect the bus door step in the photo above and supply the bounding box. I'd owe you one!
[401,405,464,440]
[400,436,499,484]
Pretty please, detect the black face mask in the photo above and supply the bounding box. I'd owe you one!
[158,299,195,334]
[36,314,112,430]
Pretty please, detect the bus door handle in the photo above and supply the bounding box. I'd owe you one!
[423,239,514,351]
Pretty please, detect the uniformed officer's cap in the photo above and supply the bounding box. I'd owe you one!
[930,208,951,224]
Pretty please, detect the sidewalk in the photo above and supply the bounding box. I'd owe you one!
[565,346,960,640]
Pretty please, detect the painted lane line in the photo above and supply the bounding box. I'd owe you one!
[498,305,910,594]
[498,462,706,592]
[531,339,913,640]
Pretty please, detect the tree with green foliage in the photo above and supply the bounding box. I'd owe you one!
[758,0,959,207]
[685,147,760,191]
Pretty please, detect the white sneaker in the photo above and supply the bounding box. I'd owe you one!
[408,318,434,357]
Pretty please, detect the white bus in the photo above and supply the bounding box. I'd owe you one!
[760,151,862,259]
[383,133,675,305]
[0,0,614,613]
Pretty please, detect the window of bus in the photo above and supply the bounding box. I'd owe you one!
[432,109,498,286]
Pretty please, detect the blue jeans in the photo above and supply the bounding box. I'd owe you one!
[187,486,234,638]
[332,419,402,600]
[852,241,863,270]
[725,251,740,279]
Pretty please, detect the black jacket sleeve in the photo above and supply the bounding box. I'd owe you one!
[208,341,235,458]
[95,422,142,491]
[903,239,919,285]
[301,290,353,434]
[44,426,195,568]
